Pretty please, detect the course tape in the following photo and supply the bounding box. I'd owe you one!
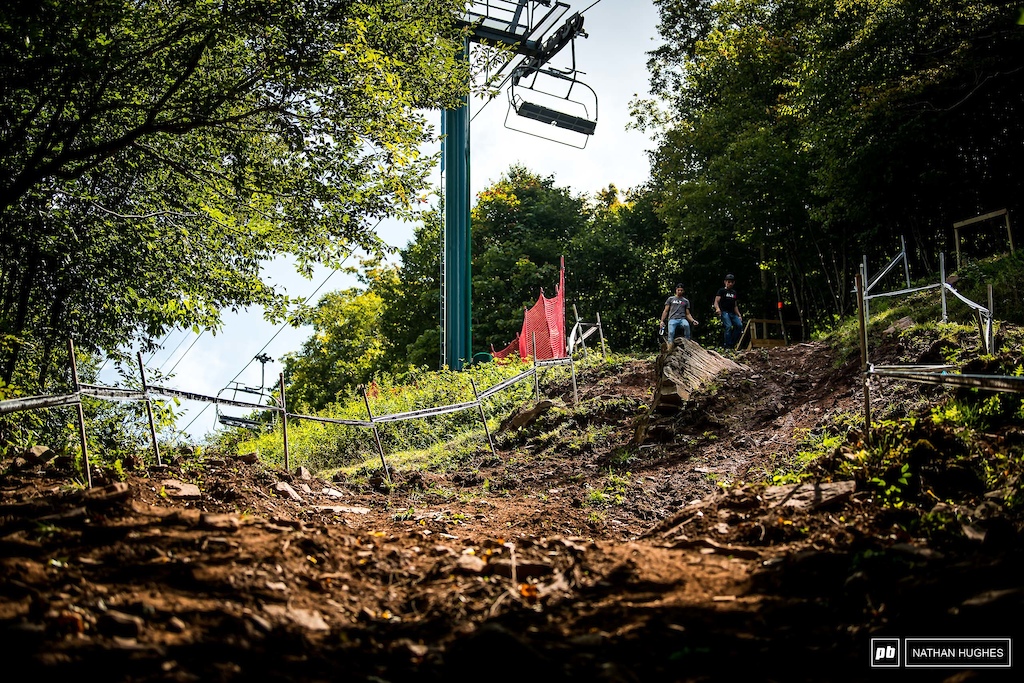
[869,367,1024,393]
[0,392,81,414]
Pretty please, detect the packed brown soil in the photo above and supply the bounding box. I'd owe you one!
[2,333,1022,682]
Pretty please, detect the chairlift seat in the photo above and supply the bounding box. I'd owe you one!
[216,379,277,432]
[218,415,266,430]
[514,99,596,135]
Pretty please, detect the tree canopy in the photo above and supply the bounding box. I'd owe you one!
[637,0,1024,323]
[0,0,469,390]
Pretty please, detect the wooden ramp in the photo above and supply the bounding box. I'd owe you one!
[633,339,747,444]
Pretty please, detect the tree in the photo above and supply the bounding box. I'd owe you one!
[0,0,470,390]
[639,0,1024,327]
[281,274,393,413]
[470,165,590,352]
[566,185,679,350]
[378,209,444,370]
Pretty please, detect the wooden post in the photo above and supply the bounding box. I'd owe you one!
[137,352,161,466]
[361,385,391,483]
[595,311,606,358]
[67,339,92,488]
[573,304,588,358]
[279,373,290,472]
[855,274,872,446]
[532,333,539,400]
[1006,212,1015,254]
[987,284,995,354]
[470,378,496,456]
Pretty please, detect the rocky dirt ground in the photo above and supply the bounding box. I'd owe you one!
[1,330,1022,682]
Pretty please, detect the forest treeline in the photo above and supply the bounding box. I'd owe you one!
[285,0,1024,412]
[2,2,1023,439]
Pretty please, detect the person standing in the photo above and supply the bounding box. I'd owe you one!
[660,283,699,345]
[714,273,742,349]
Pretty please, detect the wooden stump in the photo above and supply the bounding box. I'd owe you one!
[633,339,747,444]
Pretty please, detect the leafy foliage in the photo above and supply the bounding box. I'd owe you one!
[637,0,1024,330]
[282,261,396,413]
[0,0,469,395]
[470,165,590,351]
[229,357,536,476]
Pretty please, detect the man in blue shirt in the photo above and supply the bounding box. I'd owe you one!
[660,283,699,345]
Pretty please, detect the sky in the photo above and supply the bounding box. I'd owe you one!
[105,0,664,442]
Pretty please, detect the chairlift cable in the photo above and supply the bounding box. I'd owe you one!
[166,330,207,375]
[97,324,176,377]
[146,327,180,364]
[220,252,352,389]
[153,329,193,368]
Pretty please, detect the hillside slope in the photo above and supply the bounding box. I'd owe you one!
[1,332,1022,682]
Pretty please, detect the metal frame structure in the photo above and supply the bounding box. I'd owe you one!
[443,1,590,369]
[215,353,276,430]
[953,208,1015,269]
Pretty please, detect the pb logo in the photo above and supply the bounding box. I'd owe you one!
[870,638,901,668]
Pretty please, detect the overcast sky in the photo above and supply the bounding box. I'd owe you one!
[110,0,664,441]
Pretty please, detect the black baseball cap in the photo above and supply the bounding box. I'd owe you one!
[675,282,685,289]
[724,273,735,280]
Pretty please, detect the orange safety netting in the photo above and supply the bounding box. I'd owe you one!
[491,334,520,360]
[491,259,566,361]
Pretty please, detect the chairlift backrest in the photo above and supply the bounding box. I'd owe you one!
[506,66,598,148]
[215,381,278,432]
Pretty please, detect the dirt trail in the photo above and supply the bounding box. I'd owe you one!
[1,337,1021,682]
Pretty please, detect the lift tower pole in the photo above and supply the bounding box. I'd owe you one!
[443,1,581,369]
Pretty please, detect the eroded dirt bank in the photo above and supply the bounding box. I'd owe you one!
[2,337,1022,681]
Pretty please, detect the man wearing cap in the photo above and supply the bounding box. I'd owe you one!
[714,273,742,349]
[660,283,699,345]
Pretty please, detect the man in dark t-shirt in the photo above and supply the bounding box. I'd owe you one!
[714,273,742,349]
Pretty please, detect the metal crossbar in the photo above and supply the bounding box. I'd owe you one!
[0,392,81,414]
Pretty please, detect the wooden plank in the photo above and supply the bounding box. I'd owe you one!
[751,339,786,348]
[953,208,1007,228]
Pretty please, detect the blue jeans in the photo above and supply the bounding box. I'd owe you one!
[721,312,742,348]
[667,318,691,344]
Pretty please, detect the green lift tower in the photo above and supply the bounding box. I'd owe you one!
[443,1,593,369]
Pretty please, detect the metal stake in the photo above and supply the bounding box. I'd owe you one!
[67,339,92,487]
[137,352,161,465]
[855,274,872,446]
[532,333,540,400]
[279,372,290,472]
[361,385,391,483]
[470,378,496,456]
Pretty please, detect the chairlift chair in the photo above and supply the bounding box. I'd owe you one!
[215,353,277,431]
[505,65,598,148]
[215,381,278,431]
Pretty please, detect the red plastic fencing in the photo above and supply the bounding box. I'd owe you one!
[492,259,566,360]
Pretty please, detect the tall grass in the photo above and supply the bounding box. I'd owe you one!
[225,358,537,475]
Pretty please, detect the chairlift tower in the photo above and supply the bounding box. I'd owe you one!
[443,1,592,369]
